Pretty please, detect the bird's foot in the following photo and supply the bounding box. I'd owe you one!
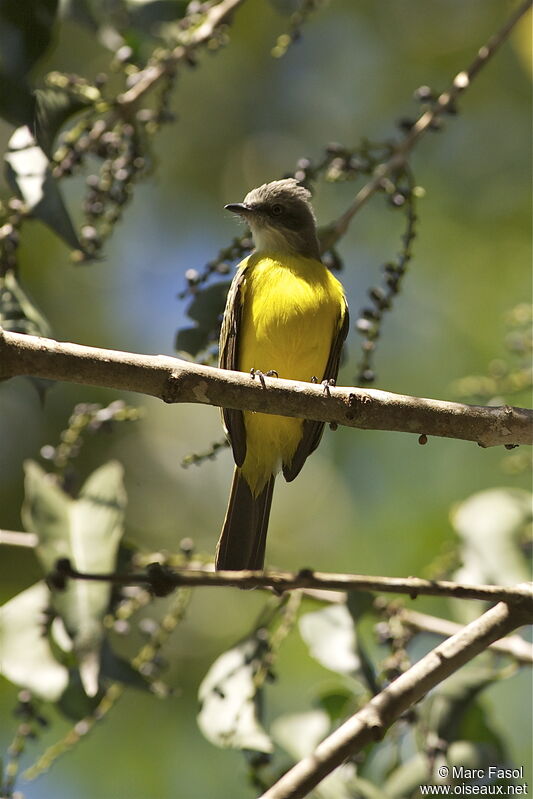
[250,368,278,388]
[322,378,336,397]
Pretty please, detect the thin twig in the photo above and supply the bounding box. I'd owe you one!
[1,331,531,447]
[0,530,38,548]
[398,607,533,665]
[325,0,533,243]
[259,599,532,799]
[117,0,246,106]
[53,560,533,612]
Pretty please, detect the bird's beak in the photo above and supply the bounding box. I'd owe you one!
[224,203,253,216]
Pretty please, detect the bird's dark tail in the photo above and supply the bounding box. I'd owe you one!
[215,468,275,571]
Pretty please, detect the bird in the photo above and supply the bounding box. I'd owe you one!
[215,178,349,571]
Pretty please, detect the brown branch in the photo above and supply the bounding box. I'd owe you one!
[298,591,533,665]
[54,560,533,611]
[259,599,532,799]
[117,0,246,106]
[0,530,38,548]
[398,607,533,665]
[324,0,533,243]
[1,331,531,447]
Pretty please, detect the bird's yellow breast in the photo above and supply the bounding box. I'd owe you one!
[236,252,346,493]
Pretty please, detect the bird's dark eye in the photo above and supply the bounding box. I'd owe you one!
[271,203,284,216]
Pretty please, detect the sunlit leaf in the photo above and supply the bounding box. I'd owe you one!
[197,637,273,754]
[451,488,532,621]
[272,709,329,760]
[272,710,385,799]
[0,582,69,701]
[22,460,127,696]
[383,753,432,798]
[299,603,361,676]
[5,125,84,251]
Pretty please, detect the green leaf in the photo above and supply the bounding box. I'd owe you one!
[272,709,330,761]
[316,687,354,722]
[186,282,229,326]
[57,670,101,719]
[0,582,69,701]
[197,637,273,754]
[421,665,500,743]
[100,638,151,691]
[383,753,432,798]
[299,604,361,676]
[22,460,127,697]
[0,0,58,126]
[34,88,92,158]
[176,281,229,357]
[451,488,532,622]
[175,326,211,358]
[272,710,386,799]
[0,269,52,337]
[5,125,85,251]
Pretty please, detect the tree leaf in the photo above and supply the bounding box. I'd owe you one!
[57,670,101,719]
[175,325,211,358]
[0,582,69,701]
[272,709,330,761]
[272,710,386,799]
[451,488,532,621]
[383,753,432,798]
[176,281,229,357]
[186,282,229,326]
[99,638,151,691]
[34,88,92,158]
[197,637,273,754]
[5,125,85,252]
[22,460,127,696]
[299,604,361,676]
[0,269,52,337]
[316,687,354,722]
[421,664,500,743]
[0,0,58,126]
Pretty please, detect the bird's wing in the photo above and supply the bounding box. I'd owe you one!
[219,264,248,467]
[282,301,349,482]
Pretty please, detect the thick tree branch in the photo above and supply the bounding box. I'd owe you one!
[259,599,532,799]
[1,331,531,447]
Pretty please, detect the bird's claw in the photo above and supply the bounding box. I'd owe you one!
[322,378,336,396]
[250,368,278,387]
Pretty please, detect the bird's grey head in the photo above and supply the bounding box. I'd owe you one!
[225,178,320,260]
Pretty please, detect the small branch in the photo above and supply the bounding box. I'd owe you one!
[1,331,531,447]
[398,607,533,665]
[259,599,532,799]
[0,530,38,548]
[117,0,246,106]
[53,560,533,612]
[325,0,533,243]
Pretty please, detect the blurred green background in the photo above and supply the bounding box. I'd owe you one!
[0,1,531,797]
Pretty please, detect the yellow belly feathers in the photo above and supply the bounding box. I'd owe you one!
[237,252,345,494]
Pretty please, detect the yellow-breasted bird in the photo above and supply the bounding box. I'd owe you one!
[216,179,349,571]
